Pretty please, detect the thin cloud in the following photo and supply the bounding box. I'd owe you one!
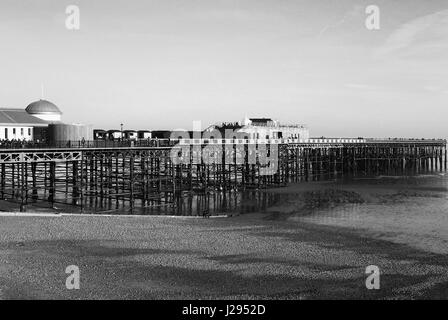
[423,85,448,94]
[345,83,375,90]
[374,9,448,59]
[317,5,364,38]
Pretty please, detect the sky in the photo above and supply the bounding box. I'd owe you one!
[0,0,447,138]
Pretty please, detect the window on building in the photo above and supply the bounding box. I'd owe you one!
[13,128,16,135]
[4,128,7,139]
[21,128,24,136]
[28,128,31,136]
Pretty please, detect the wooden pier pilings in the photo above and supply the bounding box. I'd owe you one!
[0,139,446,214]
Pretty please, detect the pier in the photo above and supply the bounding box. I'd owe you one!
[0,138,446,214]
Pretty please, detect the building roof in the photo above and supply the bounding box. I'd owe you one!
[249,118,273,122]
[25,99,62,115]
[0,109,49,126]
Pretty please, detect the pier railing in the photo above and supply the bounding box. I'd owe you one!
[0,139,178,149]
[1,137,445,150]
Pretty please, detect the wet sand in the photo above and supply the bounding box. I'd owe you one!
[0,174,447,299]
[264,174,448,255]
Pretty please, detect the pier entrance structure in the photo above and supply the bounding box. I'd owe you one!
[0,138,446,214]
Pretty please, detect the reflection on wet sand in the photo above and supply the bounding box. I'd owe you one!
[268,173,448,255]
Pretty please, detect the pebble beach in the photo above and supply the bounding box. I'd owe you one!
[0,174,447,299]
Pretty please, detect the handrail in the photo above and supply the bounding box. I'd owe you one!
[0,137,445,150]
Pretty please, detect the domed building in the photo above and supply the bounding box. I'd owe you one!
[0,99,63,141]
[25,99,62,122]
